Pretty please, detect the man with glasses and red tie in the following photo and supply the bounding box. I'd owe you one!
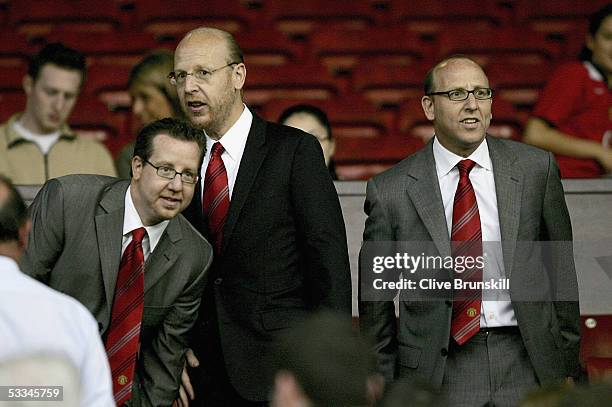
[359,56,580,406]
[21,118,213,406]
[173,27,351,406]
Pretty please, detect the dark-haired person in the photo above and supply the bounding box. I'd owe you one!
[0,42,116,184]
[279,104,338,180]
[0,174,114,407]
[21,118,212,406]
[524,4,612,178]
[116,50,184,179]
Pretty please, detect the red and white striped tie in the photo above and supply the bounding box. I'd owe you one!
[203,142,230,255]
[105,227,146,406]
[450,159,483,345]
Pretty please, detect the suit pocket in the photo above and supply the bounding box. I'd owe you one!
[398,343,422,368]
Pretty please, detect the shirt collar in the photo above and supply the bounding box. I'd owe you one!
[6,113,76,148]
[583,60,606,83]
[123,186,169,252]
[205,104,252,160]
[433,136,492,178]
[0,255,20,277]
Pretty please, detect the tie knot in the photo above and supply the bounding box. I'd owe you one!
[211,142,225,157]
[457,159,476,176]
[131,227,146,243]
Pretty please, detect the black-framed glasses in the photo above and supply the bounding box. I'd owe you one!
[168,62,239,86]
[427,88,494,101]
[143,159,199,184]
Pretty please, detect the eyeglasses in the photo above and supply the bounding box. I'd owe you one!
[168,62,239,86]
[427,88,494,101]
[143,159,199,184]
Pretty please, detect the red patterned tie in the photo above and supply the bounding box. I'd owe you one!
[203,142,230,254]
[450,159,483,345]
[105,227,146,406]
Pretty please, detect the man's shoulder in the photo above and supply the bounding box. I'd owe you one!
[43,174,126,203]
[370,144,429,185]
[172,214,213,253]
[488,136,551,164]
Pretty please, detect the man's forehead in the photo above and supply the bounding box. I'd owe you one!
[434,60,489,88]
[176,33,228,63]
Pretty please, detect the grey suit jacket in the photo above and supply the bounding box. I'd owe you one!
[358,136,580,387]
[21,175,213,407]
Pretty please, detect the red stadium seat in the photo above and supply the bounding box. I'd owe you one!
[309,28,430,76]
[7,0,127,37]
[44,30,162,67]
[0,92,26,123]
[69,98,128,154]
[390,0,507,35]
[244,63,340,108]
[0,66,26,92]
[436,28,562,68]
[0,31,38,68]
[580,315,612,381]
[132,0,261,39]
[352,62,431,108]
[487,62,551,110]
[264,0,385,39]
[233,29,306,66]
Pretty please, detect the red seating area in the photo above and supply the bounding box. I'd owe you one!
[0,0,608,182]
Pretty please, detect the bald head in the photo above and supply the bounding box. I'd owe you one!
[424,56,485,95]
[177,27,243,65]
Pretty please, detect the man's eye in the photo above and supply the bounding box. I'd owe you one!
[177,72,187,79]
[196,69,211,78]
[449,90,464,98]
[159,167,175,175]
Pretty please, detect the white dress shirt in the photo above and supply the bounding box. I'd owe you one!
[433,137,516,327]
[201,104,253,200]
[123,186,169,260]
[0,255,114,407]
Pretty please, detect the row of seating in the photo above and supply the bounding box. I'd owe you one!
[0,0,606,39]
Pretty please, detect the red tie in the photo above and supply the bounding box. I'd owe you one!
[203,142,230,254]
[450,160,483,345]
[105,227,146,406]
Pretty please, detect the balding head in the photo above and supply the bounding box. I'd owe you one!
[424,56,485,94]
[173,27,247,139]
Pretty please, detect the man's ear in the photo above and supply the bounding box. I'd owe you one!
[131,156,144,180]
[232,63,246,91]
[421,96,435,121]
[18,219,32,250]
[22,75,33,96]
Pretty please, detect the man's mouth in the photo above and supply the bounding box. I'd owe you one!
[187,101,207,113]
[460,118,479,124]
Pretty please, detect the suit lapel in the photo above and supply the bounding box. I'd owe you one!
[407,141,452,258]
[144,218,180,294]
[95,180,129,311]
[488,136,523,278]
[221,113,268,254]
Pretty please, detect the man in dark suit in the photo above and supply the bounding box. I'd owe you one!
[21,118,213,406]
[172,27,352,406]
[359,57,580,406]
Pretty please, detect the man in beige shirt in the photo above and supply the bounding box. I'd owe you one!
[0,43,115,185]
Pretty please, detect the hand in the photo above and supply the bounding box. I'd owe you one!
[175,348,200,407]
[596,147,612,172]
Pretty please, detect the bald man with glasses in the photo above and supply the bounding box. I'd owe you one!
[359,56,580,407]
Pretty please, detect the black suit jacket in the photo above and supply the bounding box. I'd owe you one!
[183,111,352,401]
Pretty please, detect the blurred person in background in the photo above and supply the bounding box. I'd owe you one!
[116,49,184,178]
[524,4,612,178]
[279,104,338,180]
[0,43,116,184]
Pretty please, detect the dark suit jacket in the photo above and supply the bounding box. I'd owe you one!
[183,111,352,401]
[359,136,580,387]
[21,175,213,407]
